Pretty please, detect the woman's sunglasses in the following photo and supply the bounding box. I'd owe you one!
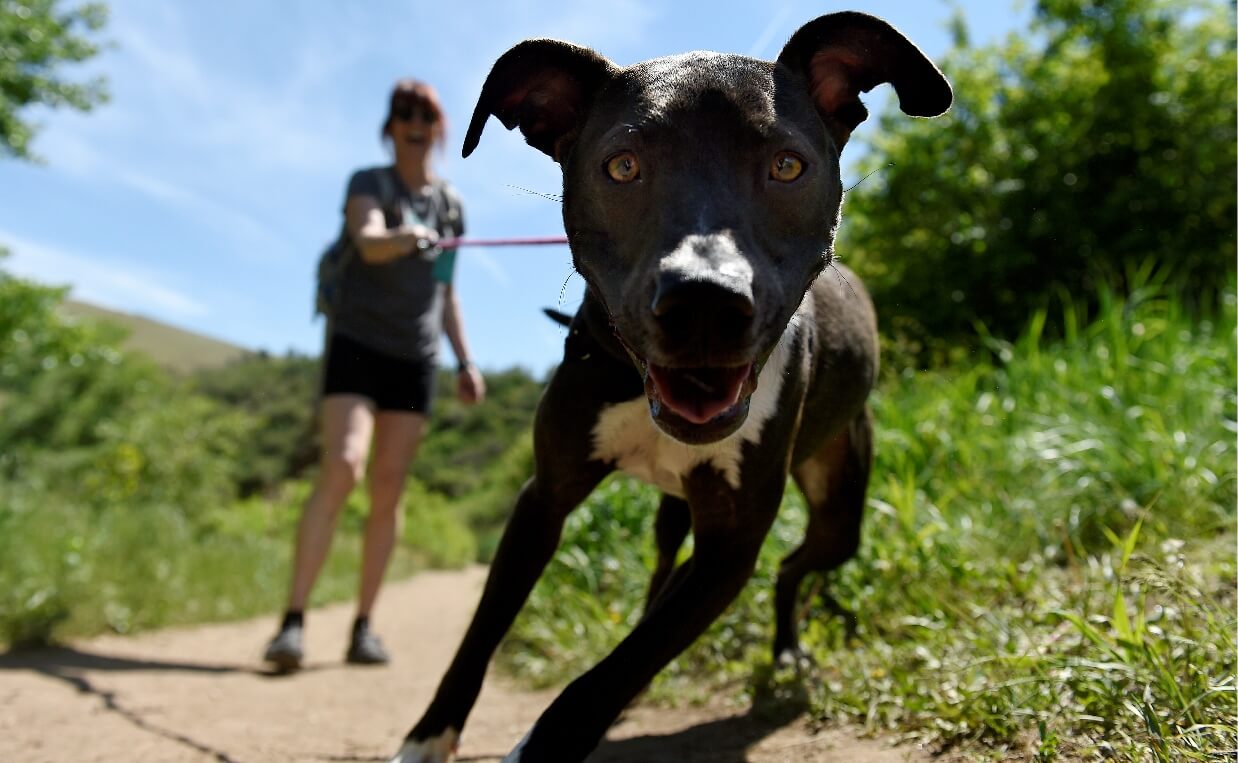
[391,102,439,123]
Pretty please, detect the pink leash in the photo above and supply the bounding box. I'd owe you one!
[437,235,568,248]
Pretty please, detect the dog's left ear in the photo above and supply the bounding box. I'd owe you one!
[463,39,619,161]
[777,11,952,148]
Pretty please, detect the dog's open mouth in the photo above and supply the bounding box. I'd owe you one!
[640,362,759,443]
[611,330,762,443]
[646,363,754,424]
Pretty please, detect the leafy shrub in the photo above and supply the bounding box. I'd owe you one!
[840,0,1236,360]
[401,478,478,568]
[191,352,320,496]
[452,429,534,561]
[413,367,544,497]
[188,350,545,512]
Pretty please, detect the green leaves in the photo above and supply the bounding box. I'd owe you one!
[841,0,1237,362]
[0,0,109,161]
[190,353,321,497]
[0,267,253,510]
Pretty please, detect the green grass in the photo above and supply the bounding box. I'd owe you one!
[0,271,512,648]
[500,281,1237,761]
[0,476,476,646]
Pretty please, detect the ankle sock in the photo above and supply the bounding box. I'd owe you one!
[281,610,304,630]
[352,615,370,634]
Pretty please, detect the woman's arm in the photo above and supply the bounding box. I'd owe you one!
[442,283,485,404]
[345,195,437,264]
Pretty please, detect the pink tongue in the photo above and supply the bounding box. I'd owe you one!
[648,364,751,425]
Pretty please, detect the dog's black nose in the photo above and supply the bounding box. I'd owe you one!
[651,272,756,355]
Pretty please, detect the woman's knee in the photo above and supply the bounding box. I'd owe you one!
[320,450,366,495]
[317,394,375,488]
[367,464,407,505]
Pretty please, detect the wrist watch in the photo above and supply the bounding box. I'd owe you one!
[457,360,476,374]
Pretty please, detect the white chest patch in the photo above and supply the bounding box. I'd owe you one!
[589,334,793,497]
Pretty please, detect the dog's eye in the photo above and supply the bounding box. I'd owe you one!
[770,152,805,182]
[605,152,640,183]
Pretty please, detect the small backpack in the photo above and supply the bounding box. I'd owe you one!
[313,170,463,318]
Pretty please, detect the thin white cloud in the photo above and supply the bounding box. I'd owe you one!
[33,127,106,176]
[35,128,289,257]
[91,4,366,177]
[465,248,511,287]
[112,169,204,206]
[539,0,661,51]
[32,118,290,262]
[747,5,796,59]
[112,169,285,252]
[0,230,208,319]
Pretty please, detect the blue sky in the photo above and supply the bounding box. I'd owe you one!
[0,0,1028,375]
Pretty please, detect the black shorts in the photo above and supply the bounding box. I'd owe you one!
[321,333,436,414]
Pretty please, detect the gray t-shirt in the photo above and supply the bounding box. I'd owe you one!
[330,166,465,363]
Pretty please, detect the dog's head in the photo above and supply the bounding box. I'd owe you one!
[466,12,950,445]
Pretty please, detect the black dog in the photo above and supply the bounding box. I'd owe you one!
[393,11,950,762]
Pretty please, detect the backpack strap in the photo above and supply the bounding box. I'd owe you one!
[374,166,403,225]
[369,168,460,234]
[431,180,464,238]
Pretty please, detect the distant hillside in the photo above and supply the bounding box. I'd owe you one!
[59,301,252,373]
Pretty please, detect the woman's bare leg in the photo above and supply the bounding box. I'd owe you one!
[357,410,427,617]
[286,394,375,612]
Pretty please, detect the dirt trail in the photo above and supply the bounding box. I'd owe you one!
[0,566,925,762]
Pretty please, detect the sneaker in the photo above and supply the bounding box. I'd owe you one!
[345,626,390,665]
[263,624,304,671]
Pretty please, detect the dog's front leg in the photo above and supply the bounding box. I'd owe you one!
[502,468,785,762]
[393,470,605,762]
[645,494,690,611]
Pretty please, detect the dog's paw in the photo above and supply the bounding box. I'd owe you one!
[388,728,459,763]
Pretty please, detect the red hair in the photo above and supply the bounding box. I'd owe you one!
[381,79,448,150]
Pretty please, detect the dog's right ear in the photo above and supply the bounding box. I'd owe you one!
[463,40,618,162]
[777,12,952,149]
